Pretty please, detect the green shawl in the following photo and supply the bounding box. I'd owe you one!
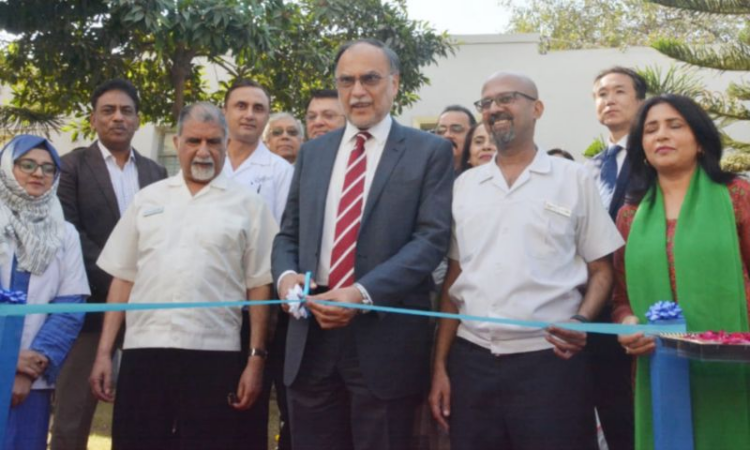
[625,167,750,450]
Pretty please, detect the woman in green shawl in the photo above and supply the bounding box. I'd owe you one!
[612,94,750,450]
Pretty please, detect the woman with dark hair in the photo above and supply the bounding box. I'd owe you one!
[0,135,89,449]
[612,95,750,450]
[459,123,496,172]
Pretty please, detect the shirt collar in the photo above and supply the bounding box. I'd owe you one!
[168,171,229,191]
[341,115,393,147]
[477,146,550,184]
[611,134,628,149]
[98,141,135,163]
[224,142,274,177]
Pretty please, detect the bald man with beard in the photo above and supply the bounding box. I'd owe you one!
[429,72,623,450]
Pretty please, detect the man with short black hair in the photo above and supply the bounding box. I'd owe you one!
[223,79,293,224]
[585,65,647,450]
[435,105,476,172]
[52,78,167,450]
[305,89,346,139]
[90,102,277,449]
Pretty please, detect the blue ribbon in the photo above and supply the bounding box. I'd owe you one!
[0,298,684,336]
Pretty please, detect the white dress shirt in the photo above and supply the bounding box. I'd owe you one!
[316,115,392,287]
[222,142,293,224]
[449,150,624,355]
[98,142,139,215]
[97,173,278,352]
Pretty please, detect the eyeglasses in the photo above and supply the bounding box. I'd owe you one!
[473,91,537,112]
[305,111,342,122]
[335,73,385,89]
[434,124,467,136]
[14,159,57,177]
[270,127,300,137]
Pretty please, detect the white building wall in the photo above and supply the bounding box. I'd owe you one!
[2,33,748,162]
[397,34,750,159]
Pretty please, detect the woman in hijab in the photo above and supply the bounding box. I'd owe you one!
[1,135,89,450]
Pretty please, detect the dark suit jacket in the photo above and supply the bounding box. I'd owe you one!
[272,121,454,400]
[57,142,168,331]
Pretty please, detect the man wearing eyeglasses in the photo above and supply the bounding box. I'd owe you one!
[305,89,346,140]
[222,79,293,224]
[429,72,623,450]
[272,38,453,450]
[434,105,476,172]
[265,112,304,164]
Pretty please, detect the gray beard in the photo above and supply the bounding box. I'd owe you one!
[492,127,515,149]
[191,163,215,182]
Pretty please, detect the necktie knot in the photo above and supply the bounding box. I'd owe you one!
[354,131,371,156]
[608,144,623,157]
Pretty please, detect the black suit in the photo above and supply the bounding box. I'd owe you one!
[50,142,167,450]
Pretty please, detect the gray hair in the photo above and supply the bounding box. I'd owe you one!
[334,39,401,75]
[176,102,228,143]
[263,112,304,141]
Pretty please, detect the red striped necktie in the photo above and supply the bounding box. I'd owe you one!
[328,131,371,289]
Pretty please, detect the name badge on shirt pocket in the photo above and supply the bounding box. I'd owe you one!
[143,206,165,217]
[544,201,571,218]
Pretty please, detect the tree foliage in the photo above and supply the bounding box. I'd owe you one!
[0,0,452,134]
[501,0,745,52]
[647,0,750,153]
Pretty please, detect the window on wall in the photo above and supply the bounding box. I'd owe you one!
[412,117,438,134]
[157,127,180,176]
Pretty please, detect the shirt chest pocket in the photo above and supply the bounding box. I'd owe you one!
[196,216,246,253]
[528,202,576,259]
[137,206,168,253]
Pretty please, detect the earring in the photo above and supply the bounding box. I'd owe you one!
[644,158,650,166]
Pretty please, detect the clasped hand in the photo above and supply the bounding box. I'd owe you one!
[278,273,363,329]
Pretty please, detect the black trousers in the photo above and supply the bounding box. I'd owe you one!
[448,338,598,450]
[112,348,247,450]
[587,331,635,450]
[240,308,292,450]
[287,320,420,450]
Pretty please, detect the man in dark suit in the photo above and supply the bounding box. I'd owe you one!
[50,79,167,450]
[272,39,454,450]
[584,66,647,450]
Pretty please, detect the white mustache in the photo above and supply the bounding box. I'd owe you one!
[192,158,214,166]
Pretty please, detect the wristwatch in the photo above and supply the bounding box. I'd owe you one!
[248,348,268,359]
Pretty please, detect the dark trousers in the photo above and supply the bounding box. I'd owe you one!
[587,332,635,450]
[112,348,246,450]
[240,307,292,450]
[287,320,420,450]
[448,338,598,450]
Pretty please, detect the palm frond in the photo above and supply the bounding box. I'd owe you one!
[649,0,750,15]
[0,106,63,137]
[653,38,750,71]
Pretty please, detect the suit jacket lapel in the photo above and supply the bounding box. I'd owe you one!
[309,130,344,248]
[133,149,156,187]
[362,121,406,225]
[84,142,120,219]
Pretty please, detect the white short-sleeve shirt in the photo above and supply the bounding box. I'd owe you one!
[97,173,278,352]
[0,222,91,389]
[222,142,293,225]
[449,150,624,355]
